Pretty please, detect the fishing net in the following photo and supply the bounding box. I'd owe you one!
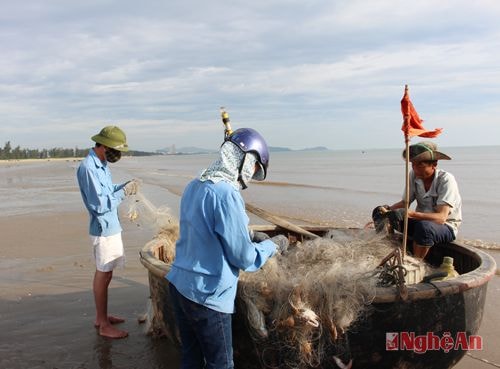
[237,230,396,368]
[149,226,432,368]
[124,191,176,232]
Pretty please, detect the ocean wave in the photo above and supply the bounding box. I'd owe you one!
[461,238,500,250]
[255,180,396,196]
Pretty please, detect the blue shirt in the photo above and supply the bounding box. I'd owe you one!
[77,149,126,236]
[167,179,276,314]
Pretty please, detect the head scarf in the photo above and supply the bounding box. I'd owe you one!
[200,141,257,190]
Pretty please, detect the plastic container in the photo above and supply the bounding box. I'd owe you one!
[438,256,459,280]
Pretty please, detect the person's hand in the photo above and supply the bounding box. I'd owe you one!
[271,234,289,254]
[371,205,391,232]
[387,208,405,232]
[371,205,391,220]
[123,179,140,196]
[250,230,271,242]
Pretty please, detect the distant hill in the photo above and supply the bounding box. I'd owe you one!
[297,146,329,152]
[157,146,217,155]
[127,150,158,156]
[270,146,329,152]
[157,145,329,154]
[177,147,217,154]
[269,146,292,152]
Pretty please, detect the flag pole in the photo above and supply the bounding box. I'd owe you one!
[402,85,410,260]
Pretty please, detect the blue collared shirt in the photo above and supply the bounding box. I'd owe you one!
[77,149,125,236]
[167,179,276,314]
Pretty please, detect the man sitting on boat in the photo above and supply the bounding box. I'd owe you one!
[372,142,462,259]
[166,128,287,369]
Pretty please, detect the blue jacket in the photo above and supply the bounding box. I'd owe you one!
[77,149,126,236]
[167,179,276,313]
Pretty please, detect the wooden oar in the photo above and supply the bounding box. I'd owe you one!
[245,202,319,239]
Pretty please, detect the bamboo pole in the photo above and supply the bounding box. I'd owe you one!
[245,202,320,239]
[402,85,411,260]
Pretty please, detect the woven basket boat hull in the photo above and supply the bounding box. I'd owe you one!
[139,226,496,369]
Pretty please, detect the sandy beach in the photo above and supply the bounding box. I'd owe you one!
[0,158,498,369]
[0,159,180,368]
[0,210,181,369]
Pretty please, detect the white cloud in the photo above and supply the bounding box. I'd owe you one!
[1,0,500,150]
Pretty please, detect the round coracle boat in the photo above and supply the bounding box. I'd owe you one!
[139,224,496,369]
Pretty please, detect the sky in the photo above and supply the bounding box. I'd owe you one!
[1,0,500,151]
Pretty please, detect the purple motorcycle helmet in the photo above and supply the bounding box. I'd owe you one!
[226,128,269,181]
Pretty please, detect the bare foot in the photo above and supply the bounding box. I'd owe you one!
[95,315,125,328]
[98,324,128,339]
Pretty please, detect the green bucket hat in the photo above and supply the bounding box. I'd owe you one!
[91,126,129,152]
[402,141,451,162]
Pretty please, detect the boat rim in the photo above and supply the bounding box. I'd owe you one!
[139,225,497,304]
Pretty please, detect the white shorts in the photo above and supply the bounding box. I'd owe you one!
[90,233,125,272]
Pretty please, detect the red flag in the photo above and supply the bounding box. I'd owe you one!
[401,88,442,138]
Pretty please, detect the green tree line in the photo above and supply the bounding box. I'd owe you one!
[0,141,155,160]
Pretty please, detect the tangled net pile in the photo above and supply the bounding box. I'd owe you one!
[237,229,395,368]
[152,224,412,368]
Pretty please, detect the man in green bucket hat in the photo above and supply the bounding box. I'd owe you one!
[372,141,462,259]
[77,125,139,338]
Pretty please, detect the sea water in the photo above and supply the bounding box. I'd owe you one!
[113,145,500,245]
[0,146,498,244]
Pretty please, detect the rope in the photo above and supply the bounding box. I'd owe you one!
[466,353,500,368]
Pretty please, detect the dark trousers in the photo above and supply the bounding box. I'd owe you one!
[169,283,234,369]
[406,219,455,247]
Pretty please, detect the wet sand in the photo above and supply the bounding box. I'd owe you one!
[0,211,180,369]
[0,158,498,368]
[455,257,500,369]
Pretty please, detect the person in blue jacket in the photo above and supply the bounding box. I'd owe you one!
[167,128,287,369]
[77,126,139,339]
